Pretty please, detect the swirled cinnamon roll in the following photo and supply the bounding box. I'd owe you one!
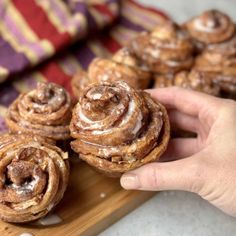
[195,40,236,94]
[183,10,235,51]
[70,81,170,177]
[0,134,69,223]
[71,48,151,99]
[154,69,220,96]
[129,22,194,74]
[6,82,72,141]
[195,38,236,73]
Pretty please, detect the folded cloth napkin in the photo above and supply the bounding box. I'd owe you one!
[0,0,168,132]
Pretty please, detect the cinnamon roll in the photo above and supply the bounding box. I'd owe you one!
[6,82,72,141]
[195,41,236,94]
[129,22,194,74]
[70,81,170,177]
[184,10,235,51]
[71,48,151,99]
[0,133,69,223]
[154,69,220,96]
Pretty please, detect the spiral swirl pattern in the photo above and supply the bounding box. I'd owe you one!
[195,40,236,94]
[6,82,72,140]
[0,134,69,223]
[184,10,235,49]
[70,81,170,176]
[71,48,151,99]
[129,22,194,73]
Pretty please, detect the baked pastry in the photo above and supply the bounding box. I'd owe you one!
[6,82,72,141]
[0,133,69,223]
[195,40,236,94]
[129,21,194,74]
[154,69,220,96]
[71,47,151,99]
[70,81,170,177]
[183,10,235,51]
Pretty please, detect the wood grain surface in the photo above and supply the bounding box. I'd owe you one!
[0,160,155,236]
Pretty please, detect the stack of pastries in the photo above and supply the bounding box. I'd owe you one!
[72,9,236,98]
[1,9,235,224]
[0,81,170,222]
[0,83,71,223]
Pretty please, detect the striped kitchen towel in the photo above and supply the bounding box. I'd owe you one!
[0,0,168,132]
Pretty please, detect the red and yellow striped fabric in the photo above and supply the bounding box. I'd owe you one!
[0,0,169,132]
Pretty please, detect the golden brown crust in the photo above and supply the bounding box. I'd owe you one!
[70,81,170,177]
[195,40,236,73]
[0,134,69,223]
[129,22,194,73]
[154,70,220,96]
[6,82,72,141]
[112,47,151,88]
[71,11,236,99]
[88,57,150,89]
[71,48,152,99]
[194,39,236,94]
[184,10,235,50]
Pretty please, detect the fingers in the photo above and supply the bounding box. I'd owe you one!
[120,155,203,192]
[147,87,221,117]
[160,138,199,162]
[168,109,199,132]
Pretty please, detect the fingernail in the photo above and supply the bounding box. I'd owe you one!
[120,173,140,189]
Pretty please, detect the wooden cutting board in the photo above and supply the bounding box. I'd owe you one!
[0,159,155,236]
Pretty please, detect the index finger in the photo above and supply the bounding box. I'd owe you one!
[147,87,222,117]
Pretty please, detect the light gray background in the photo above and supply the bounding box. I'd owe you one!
[100,1,236,236]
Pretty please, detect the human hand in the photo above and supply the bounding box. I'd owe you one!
[120,87,236,216]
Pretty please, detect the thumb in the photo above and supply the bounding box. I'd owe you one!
[120,156,203,192]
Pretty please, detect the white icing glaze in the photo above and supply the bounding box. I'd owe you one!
[117,80,132,92]
[28,141,43,149]
[77,106,95,124]
[11,175,40,195]
[91,93,102,100]
[62,151,69,160]
[120,99,135,126]
[101,74,109,81]
[47,203,54,211]
[28,87,66,113]
[20,233,34,236]
[78,82,142,137]
[78,100,125,131]
[100,192,106,198]
[98,147,119,158]
[38,214,62,226]
[78,102,124,131]
[6,149,18,158]
[128,143,137,153]
[194,18,217,33]
[149,49,160,58]
[131,113,142,135]
[128,157,137,163]
[165,60,182,66]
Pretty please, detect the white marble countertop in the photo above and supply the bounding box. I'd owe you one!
[100,1,236,236]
